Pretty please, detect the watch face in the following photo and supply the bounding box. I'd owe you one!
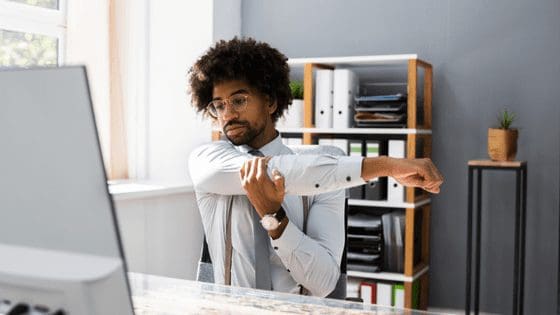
[261,215,280,231]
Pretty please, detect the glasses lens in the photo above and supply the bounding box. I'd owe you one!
[207,103,218,117]
[207,95,247,118]
[230,95,247,109]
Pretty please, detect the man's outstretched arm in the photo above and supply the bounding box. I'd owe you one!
[189,141,365,195]
[190,140,443,196]
[240,153,443,239]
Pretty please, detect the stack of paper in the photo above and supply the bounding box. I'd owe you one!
[348,213,383,273]
[353,91,407,127]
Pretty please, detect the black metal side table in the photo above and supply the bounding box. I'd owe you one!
[465,160,527,315]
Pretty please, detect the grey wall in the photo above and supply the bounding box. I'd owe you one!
[241,1,560,313]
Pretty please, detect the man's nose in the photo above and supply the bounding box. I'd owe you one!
[221,103,239,121]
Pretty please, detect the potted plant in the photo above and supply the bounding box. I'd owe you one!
[290,80,304,100]
[278,80,304,128]
[488,108,518,161]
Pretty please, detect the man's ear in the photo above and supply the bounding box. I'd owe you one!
[267,98,278,114]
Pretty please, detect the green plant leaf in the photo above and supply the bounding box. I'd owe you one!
[289,80,304,99]
[498,108,516,129]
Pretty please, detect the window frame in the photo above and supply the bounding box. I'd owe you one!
[0,0,67,65]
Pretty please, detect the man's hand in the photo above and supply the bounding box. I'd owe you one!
[362,156,443,193]
[239,156,286,218]
[388,157,443,193]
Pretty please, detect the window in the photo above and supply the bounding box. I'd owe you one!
[0,0,66,67]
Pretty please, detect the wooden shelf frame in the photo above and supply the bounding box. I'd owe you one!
[288,55,434,310]
[403,272,430,309]
[407,59,433,130]
[288,55,433,311]
[292,55,433,145]
[404,204,431,276]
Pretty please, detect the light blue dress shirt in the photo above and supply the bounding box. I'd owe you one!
[189,135,365,297]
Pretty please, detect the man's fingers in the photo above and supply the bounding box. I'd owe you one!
[251,157,261,181]
[239,161,247,181]
[246,158,256,181]
[424,162,443,192]
[256,156,265,180]
[428,186,441,194]
[424,182,441,193]
[392,158,443,193]
[272,168,285,192]
[424,159,444,182]
[397,174,423,187]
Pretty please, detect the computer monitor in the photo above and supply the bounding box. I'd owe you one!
[0,67,134,314]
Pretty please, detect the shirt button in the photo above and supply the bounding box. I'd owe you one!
[346,176,351,182]
[286,269,290,273]
[274,246,278,250]
[315,183,320,188]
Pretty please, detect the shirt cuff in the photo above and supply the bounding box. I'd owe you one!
[270,221,304,258]
[336,156,366,188]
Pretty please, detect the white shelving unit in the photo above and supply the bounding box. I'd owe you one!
[347,265,430,283]
[278,127,432,135]
[348,198,431,209]
[284,54,433,310]
[287,54,419,67]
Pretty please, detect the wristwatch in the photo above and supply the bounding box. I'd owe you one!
[260,207,287,231]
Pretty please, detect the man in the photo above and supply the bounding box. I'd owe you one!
[188,37,443,297]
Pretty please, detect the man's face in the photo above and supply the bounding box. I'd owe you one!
[211,80,276,146]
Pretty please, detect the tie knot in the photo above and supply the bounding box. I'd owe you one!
[248,150,264,157]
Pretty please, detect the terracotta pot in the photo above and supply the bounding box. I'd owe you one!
[488,128,518,161]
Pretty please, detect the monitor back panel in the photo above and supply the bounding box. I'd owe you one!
[0,66,122,259]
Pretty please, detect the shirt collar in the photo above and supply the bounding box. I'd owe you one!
[237,132,286,156]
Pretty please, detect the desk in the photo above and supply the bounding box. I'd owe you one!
[465,160,527,315]
[130,272,440,314]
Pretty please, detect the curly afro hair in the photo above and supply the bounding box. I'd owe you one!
[187,37,292,123]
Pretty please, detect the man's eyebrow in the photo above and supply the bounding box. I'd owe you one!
[212,89,249,101]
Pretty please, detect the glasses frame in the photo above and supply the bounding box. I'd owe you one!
[207,93,249,118]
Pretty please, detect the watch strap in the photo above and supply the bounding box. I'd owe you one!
[274,206,286,222]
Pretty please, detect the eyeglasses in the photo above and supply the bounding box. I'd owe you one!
[207,94,249,118]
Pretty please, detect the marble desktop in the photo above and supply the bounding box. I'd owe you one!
[130,272,442,315]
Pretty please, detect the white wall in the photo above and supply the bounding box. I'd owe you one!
[145,0,242,183]
[146,1,213,183]
[114,190,202,280]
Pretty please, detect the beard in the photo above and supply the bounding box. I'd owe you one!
[223,120,265,146]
